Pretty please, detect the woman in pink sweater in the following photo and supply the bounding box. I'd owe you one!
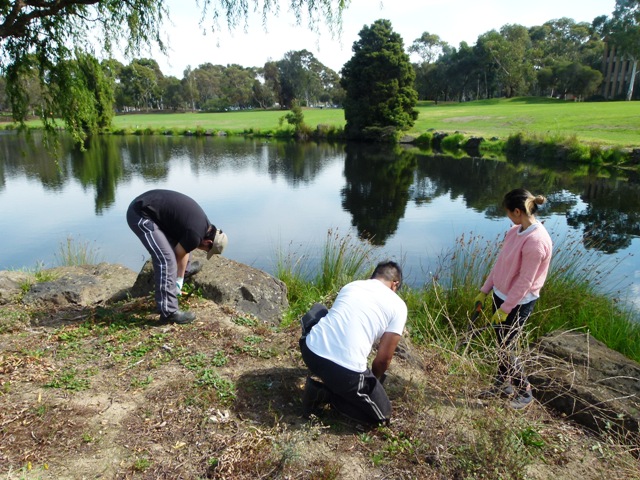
[475,188,553,409]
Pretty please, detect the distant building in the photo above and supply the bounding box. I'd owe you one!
[601,44,639,100]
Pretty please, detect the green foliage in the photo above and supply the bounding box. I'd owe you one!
[44,367,92,391]
[195,370,236,404]
[279,102,311,138]
[1,1,347,145]
[132,456,151,472]
[341,19,418,140]
[504,131,629,165]
[478,137,505,156]
[0,309,31,334]
[414,131,434,148]
[2,2,164,146]
[316,229,377,297]
[440,133,465,152]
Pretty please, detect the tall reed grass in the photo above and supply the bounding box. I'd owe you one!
[55,235,103,266]
[277,229,640,363]
[413,230,640,363]
[275,229,378,326]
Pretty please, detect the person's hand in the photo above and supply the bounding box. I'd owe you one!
[491,309,509,324]
[176,277,184,296]
[474,291,487,306]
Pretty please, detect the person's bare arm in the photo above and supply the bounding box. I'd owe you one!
[175,243,189,278]
[372,332,402,379]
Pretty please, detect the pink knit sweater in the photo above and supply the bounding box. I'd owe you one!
[481,223,553,313]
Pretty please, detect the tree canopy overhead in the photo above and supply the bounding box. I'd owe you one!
[0,0,348,144]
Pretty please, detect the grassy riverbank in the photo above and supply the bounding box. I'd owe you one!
[107,98,640,149]
[277,230,640,364]
[1,235,639,478]
[4,97,638,148]
[412,97,640,148]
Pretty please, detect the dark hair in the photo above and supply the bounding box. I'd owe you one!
[204,224,217,240]
[371,260,403,290]
[502,188,546,216]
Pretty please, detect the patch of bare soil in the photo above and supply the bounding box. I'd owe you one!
[441,116,496,123]
[1,297,638,479]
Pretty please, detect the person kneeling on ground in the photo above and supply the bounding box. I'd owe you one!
[299,260,407,426]
[127,189,228,325]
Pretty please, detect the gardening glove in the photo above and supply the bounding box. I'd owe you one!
[474,291,487,306]
[491,308,509,324]
[176,277,184,296]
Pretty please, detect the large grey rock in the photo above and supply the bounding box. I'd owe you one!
[0,270,31,305]
[529,331,640,441]
[130,251,288,325]
[21,263,137,307]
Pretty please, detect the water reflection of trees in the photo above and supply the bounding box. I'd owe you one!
[0,133,68,190]
[413,153,640,253]
[3,132,640,254]
[266,141,344,186]
[121,136,172,180]
[341,144,416,245]
[566,178,640,253]
[69,136,126,214]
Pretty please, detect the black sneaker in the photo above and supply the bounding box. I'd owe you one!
[302,376,330,418]
[160,310,196,325]
[185,261,203,279]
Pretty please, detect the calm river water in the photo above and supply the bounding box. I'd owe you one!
[1,132,639,312]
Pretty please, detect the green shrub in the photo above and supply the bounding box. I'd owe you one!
[440,133,465,152]
[566,143,591,163]
[601,146,626,165]
[414,132,433,148]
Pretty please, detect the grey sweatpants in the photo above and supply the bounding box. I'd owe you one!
[127,205,179,317]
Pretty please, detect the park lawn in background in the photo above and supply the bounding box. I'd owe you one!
[411,97,640,147]
[12,98,640,147]
[111,108,346,133]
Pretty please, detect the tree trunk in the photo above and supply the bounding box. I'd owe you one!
[626,58,637,101]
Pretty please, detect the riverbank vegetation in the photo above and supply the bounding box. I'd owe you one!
[4,97,638,166]
[276,230,640,364]
[2,232,639,478]
[6,97,635,147]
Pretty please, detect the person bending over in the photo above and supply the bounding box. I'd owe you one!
[127,189,228,324]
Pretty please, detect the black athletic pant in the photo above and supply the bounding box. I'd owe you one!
[299,337,391,426]
[492,293,537,395]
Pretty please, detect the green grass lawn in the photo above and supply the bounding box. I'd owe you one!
[14,97,640,147]
[412,98,640,147]
[111,108,346,133]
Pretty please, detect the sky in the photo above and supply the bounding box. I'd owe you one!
[141,0,617,78]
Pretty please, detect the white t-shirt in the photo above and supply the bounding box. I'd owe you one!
[306,279,408,372]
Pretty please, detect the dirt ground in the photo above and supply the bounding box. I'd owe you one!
[1,296,638,479]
